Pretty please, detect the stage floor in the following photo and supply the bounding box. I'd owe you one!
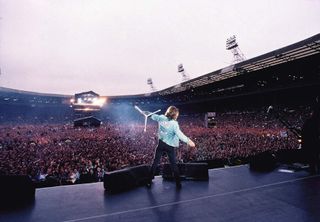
[1,165,320,222]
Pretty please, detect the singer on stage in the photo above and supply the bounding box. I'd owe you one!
[148,106,195,189]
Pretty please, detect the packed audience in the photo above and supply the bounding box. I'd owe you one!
[0,107,307,187]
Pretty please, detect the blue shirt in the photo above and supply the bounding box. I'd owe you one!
[151,114,189,147]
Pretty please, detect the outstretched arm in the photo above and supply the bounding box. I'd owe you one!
[151,114,167,122]
[174,123,196,147]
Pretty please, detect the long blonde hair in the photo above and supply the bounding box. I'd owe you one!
[165,106,179,120]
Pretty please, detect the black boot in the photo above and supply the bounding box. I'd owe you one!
[146,176,153,188]
[175,177,182,190]
[146,181,152,188]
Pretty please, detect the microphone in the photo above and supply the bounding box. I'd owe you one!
[134,105,144,115]
[267,106,273,114]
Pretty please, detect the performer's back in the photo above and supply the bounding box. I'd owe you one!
[151,114,189,148]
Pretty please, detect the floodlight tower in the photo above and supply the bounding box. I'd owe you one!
[147,78,156,92]
[226,35,246,64]
[178,64,189,82]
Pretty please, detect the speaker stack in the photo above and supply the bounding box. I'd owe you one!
[249,151,277,171]
[103,164,150,193]
[0,175,35,207]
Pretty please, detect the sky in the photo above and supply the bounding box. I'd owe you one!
[0,0,319,96]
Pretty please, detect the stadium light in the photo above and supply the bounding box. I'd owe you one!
[226,35,246,64]
[226,35,238,50]
[178,64,190,82]
[147,78,156,92]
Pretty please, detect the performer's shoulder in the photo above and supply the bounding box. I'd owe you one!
[153,114,168,121]
[171,120,179,127]
[160,114,169,120]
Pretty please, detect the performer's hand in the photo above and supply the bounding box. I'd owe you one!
[188,139,196,147]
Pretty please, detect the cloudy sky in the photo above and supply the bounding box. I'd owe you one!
[0,0,319,96]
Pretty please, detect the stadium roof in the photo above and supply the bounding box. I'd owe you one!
[0,86,70,98]
[157,33,320,96]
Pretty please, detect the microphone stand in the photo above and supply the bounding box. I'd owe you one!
[134,105,161,132]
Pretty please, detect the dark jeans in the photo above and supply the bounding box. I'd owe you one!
[150,140,181,184]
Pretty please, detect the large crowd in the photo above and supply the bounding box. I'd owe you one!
[0,107,307,187]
